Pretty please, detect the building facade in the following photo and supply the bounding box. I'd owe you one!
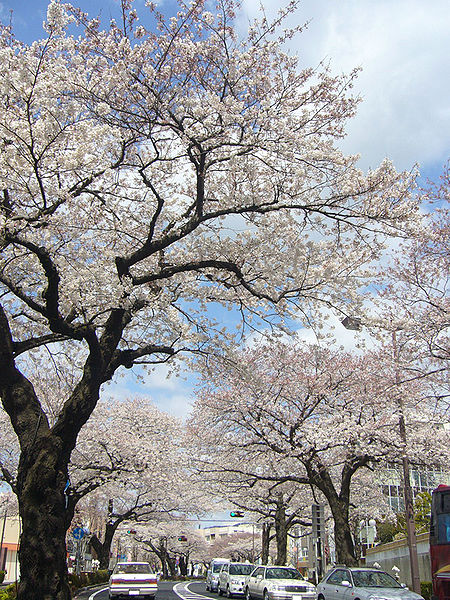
[382,464,449,513]
[0,514,20,584]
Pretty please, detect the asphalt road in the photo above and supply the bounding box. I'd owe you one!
[74,579,220,600]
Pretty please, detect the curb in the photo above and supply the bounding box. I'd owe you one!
[73,583,108,598]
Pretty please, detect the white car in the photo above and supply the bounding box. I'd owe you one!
[218,562,255,597]
[246,565,316,600]
[108,561,158,599]
[316,567,424,600]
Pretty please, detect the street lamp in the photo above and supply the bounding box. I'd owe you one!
[342,317,421,594]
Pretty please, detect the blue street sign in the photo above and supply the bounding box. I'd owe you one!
[72,526,85,540]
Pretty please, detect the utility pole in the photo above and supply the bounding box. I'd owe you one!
[341,318,421,594]
[252,523,255,563]
[311,504,325,584]
[392,330,421,595]
[0,510,7,571]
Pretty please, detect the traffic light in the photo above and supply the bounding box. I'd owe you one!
[127,530,137,534]
[178,535,187,542]
[230,511,244,518]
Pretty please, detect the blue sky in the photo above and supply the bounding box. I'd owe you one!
[2,0,448,418]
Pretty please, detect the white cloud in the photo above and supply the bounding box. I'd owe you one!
[103,364,195,419]
[241,0,450,172]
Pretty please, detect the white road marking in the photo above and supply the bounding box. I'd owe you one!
[88,587,109,599]
[174,581,212,600]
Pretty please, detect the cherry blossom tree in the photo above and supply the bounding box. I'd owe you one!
[0,394,206,570]
[365,162,449,401]
[0,490,18,518]
[192,457,313,564]
[73,397,200,569]
[133,520,209,577]
[84,480,208,571]
[208,531,262,564]
[251,485,311,565]
[188,340,449,566]
[0,0,420,595]
[386,164,448,368]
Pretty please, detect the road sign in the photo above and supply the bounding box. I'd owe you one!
[72,526,85,540]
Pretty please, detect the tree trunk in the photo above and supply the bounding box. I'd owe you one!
[274,501,287,565]
[305,461,358,566]
[146,542,167,577]
[90,525,116,571]
[261,522,270,564]
[16,434,72,600]
[167,554,177,577]
[332,505,357,566]
[179,555,188,576]
[91,511,135,570]
[0,285,127,599]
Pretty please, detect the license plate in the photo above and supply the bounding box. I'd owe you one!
[129,592,140,596]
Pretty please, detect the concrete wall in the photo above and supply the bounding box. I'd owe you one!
[365,533,430,586]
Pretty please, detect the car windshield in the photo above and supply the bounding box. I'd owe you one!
[352,571,402,588]
[213,564,226,573]
[230,565,255,575]
[114,563,151,574]
[266,568,303,580]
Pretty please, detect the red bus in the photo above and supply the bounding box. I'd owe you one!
[430,484,450,600]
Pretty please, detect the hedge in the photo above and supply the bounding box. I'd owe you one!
[0,584,17,600]
[69,569,109,592]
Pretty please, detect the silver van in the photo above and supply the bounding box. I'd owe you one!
[206,558,230,592]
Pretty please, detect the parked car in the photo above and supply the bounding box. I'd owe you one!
[108,561,158,600]
[316,566,425,600]
[245,565,316,600]
[218,562,256,597]
[207,558,231,592]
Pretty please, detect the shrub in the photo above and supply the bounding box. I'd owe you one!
[0,583,17,599]
[68,573,80,589]
[87,570,109,585]
[421,582,432,600]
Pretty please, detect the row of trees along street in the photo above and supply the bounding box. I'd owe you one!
[0,395,215,570]
[188,336,449,567]
[0,0,448,596]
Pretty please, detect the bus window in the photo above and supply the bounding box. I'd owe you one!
[437,514,450,544]
[430,485,450,600]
